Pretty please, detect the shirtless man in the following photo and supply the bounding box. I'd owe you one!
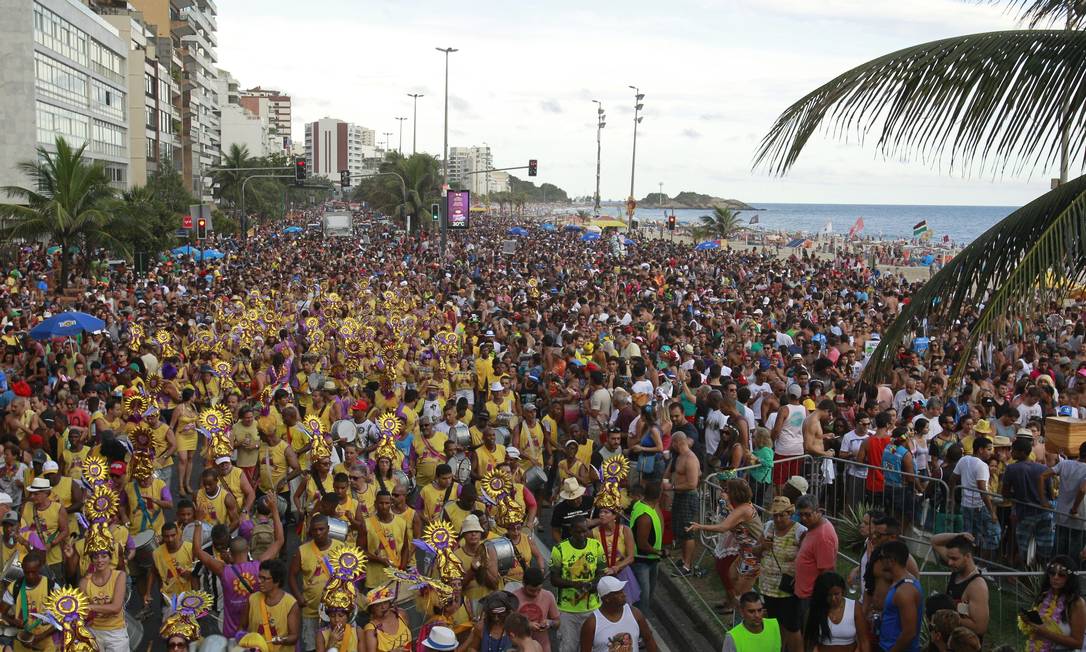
[664,432,700,575]
[803,399,837,459]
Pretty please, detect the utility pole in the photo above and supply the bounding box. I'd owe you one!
[592,100,605,216]
[436,46,458,258]
[407,93,424,155]
[627,86,644,229]
[395,117,407,153]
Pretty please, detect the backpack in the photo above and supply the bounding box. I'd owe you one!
[249,520,275,558]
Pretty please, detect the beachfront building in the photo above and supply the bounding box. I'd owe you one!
[449,145,509,197]
[240,86,292,155]
[304,118,378,183]
[216,68,281,158]
[0,0,130,191]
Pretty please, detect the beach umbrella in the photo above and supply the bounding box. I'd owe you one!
[283,226,303,234]
[201,249,225,260]
[563,224,585,232]
[695,241,720,251]
[507,227,529,237]
[593,219,627,229]
[581,232,600,242]
[623,238,636,246]
[30,311,106,340]
[171,245,200,257]
[585,224,602,232]
[541,223,557,232]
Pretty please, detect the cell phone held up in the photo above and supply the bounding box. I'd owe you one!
[1020,609,1043,625]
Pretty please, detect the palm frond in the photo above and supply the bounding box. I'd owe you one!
[978,0,1086,28]
[864,174,1086,382]
[754,30,1086,177]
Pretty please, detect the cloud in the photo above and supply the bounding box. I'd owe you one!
[682,129,702,139]
[540,100,563,114]
[449,96,471,112]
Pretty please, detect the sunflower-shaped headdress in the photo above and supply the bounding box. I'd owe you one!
[42,587,98,652]
[320,545,368,612]
[160,590,213,643]
[81,455,109,487]
[414,519,464,585]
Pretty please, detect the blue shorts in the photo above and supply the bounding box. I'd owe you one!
[1016,511,1054,560]
[962,506,1001,550]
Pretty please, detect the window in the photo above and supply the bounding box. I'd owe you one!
[159,79,169,102]
[88,40,123,85]
[145,106,155,129]
[33,3,88,66]
[36,101,89,147]
[91,79,124,121]
[146,138,156,161]
[159,109,172,134]
[90,119,125,157]
[145,73,155,97]
[34,52,87,107]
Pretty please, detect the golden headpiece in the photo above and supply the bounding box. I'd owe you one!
[85,486,118,523]
[43,587,98,652]
[128,424,154,452]
[209,432,233,460]
[310,433,333,461]
[599,456,630,485]
[81,455,109,487]
[320,545,368,612]
[160,590,212,643]
[495,496,526,528]
[83,521,114,556]
[376,412,401,438]
[594,482,624,512]
[480,468,515,504]
[374,435,399,462]
[122,393,152,421]
[129,450,154,482]
[422,520,463,584]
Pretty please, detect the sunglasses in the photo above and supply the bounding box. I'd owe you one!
[1047,566,1072,577]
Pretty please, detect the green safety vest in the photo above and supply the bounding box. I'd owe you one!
[728,618,781,651]
[631,500,661,561]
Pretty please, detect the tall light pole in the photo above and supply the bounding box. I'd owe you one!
[436,46,457,258]
[382,132,393,152]
[395,117,407,153]
[483,141,490,207]
[406,93,424,155]
[627,86,644,229]
[592,100,605,216]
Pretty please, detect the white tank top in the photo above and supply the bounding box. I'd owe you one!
[821,598,858,646]
[592,604,640,652]
[776,404,806,456]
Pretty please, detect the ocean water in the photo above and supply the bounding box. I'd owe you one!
[620,202,1017,244]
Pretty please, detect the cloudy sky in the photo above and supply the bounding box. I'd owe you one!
[217,0,1063,206]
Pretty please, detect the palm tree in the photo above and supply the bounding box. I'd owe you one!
[693,206,742,241]
[753,0,1086,382]
[0,138,122,290]
[214,144,251,209]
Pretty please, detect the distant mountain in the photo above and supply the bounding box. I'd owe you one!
[640,191,753,211]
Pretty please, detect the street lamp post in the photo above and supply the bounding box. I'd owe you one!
[395,117,407,153]
[383,132,393,153]
[436,46,458,258]
[627,86,644,229]
[406,93,424,155]
[592,100,605,216]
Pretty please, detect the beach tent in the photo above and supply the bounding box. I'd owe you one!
[283,226,303,234]
[508,227,529,237]
[171,245,201,257]
[563,224,585,232]
[201,249,225,260]
[580,232,600,242]
[585,224,602,232]
[541,223,557,232]
[695,241,720,251]
[30,312,105,340]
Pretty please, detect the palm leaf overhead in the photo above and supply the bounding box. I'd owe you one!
[865,173,1086,383]
[754,29,1086,177]
[982,0,1086,27]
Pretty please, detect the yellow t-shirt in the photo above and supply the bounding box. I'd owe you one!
[248,592,298,652]
[153,541,195,597]
[299,540,342,618]
[83,569,124,630]
[365,515,407,589]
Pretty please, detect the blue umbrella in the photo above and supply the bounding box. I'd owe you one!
[508,227,529,237]
[30,312,106,340]
[624,238,636,246]
[695,241,720,251]
[541,223,557,232]
[563,224,585,232]
[581,232,600,242]
[283,226,303,234]
[171,245,200,257]
[201,249,225,260]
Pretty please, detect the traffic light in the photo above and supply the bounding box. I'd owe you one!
[431,203,440,222]
[294,158,307,184]
[667,214,676,231]
[339,170,350,189]
[196,217,207,240]
[528,159,537,177]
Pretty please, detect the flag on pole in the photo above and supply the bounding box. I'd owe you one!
[749,214,759,225]
[848,217,864,239]
[912,220,929,237]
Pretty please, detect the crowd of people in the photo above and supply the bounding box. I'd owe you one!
[0,204,1079,652]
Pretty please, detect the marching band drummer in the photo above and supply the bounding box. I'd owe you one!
[146,521,196,618]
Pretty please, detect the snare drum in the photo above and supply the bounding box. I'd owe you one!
[493,426,511,446]
[327,517,349,542]
[524,466,547,494]
[333,419,357,443]
[484,537,516,575]
[132,530,157,568]
[452,424,471,448]
[450,453,472,485]
[1,554,23,585]
[182,521,212,545]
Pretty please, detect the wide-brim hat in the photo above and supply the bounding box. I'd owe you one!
[459,514,484,536]
[27,478,51,493]
[559,477,586,501]
[423,625,458,651]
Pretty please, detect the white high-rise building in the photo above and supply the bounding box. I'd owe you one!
[448,145,506,196]
[0,0,130,191]
[216,68,279,157]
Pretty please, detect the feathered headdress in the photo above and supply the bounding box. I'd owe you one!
[160,590,213,643]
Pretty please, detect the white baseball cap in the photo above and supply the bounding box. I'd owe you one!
[505,447,521,460]
[215,456,232,465]
[42,461,59,473]
[0,493,12,505]
[597,575,628,598]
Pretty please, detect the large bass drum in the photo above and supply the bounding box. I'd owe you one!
[524,466,547,495]
[132,530,157,568]
[485,537,516,575]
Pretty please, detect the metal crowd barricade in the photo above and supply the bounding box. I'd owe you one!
[918,570,1044,649]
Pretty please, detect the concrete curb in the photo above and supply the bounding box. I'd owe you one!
[653,563,727,652]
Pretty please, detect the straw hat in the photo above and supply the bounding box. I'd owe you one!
[558,477,586,501]
[973,419,992,434]
[768,496,795,515]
